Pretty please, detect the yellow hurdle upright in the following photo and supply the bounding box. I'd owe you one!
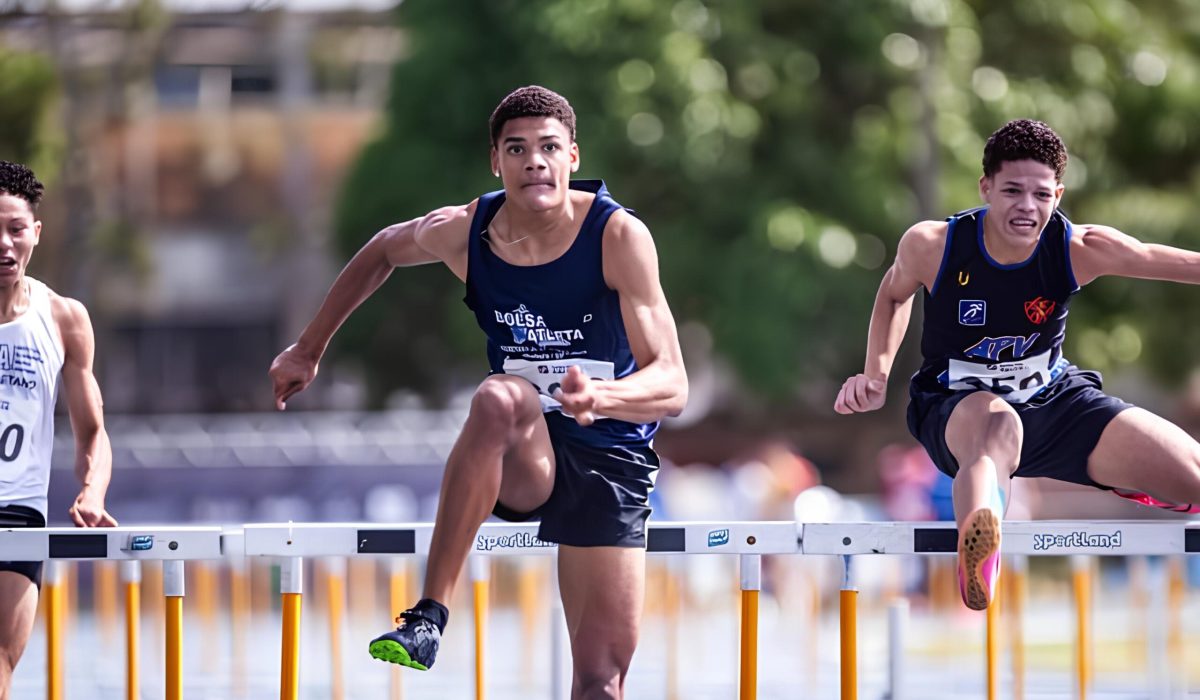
[120,561,142,700]
[739,554,761,700]
[1072,555,1092,700]
[45,560,65,700]
[840,556,857,700]
[164,560,186,700]
[280,557,304,700]
[986,570,1000,700]
[471,555,490,700]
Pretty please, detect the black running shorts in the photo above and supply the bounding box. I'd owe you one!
[492,412,658,548]
[0,504,46,586]
[907,366,1132,489]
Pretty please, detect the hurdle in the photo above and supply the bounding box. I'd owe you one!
[242,520,799,700]
[0,526,225,700]
[802,520,1200,700]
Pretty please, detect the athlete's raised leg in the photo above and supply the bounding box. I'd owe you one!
[370,374,555,670]
[1087,407,1200,505]
[945,391,1021,609]
[558,545,645,700]
[0,572,38,699]
[424,375,555,604]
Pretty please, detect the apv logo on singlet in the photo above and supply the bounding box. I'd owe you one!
[963,333,1040,361]
[495,304,584,348]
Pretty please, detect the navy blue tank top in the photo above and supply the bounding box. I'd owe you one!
[463,180,656,448]
[911,207,1078,403]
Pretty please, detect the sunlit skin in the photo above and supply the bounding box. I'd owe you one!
[0,194,42,309]
[978,159,1064,265]
[489,116,582,238]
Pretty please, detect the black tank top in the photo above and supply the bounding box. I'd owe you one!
[911,207,1078,403]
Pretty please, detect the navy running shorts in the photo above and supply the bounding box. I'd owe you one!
[0,504,46,586]
[492,412,658,548]
[907,366,1132,489]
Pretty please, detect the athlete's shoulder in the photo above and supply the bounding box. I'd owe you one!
[415,200,477,238]
[602,207,652,245]
[46,287,91,329]
[898,219,949,258]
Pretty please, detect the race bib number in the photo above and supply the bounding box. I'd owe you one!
[502,357,615,416]
[944,349,1066,404]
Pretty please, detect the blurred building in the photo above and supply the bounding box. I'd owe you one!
[2,1,401,413]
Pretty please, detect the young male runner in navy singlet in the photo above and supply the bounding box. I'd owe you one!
[835,119,1200,610]
[270,86,687,697]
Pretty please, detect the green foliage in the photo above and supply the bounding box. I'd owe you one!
[0,47,60,179]
[335,0,1200,406]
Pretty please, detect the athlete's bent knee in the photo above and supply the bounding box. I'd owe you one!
[469,377,533,428]
[573,665,623,700]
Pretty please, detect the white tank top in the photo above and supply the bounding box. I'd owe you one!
[0,278,65,519]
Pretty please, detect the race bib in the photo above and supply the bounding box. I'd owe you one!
[502,357,615,416]
[943,349,1067,404]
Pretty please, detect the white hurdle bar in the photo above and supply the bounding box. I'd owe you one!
[0,526,225,700]
[802,520,1200,700]
[243,520,799,700]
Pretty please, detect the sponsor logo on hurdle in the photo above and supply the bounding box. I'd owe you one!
[475,531,557,551]
[1032,530,1123,551]
[707,529,730,547]
[123,535,155,552]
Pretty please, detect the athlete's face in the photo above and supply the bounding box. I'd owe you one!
[491,116,580,212]
[0,193,41,284]
[979,159,1064,249]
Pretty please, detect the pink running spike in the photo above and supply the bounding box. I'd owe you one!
[1112,488,1200,514]
[957,508,1002,610]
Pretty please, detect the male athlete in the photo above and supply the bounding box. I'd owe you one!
[0,161,118,697]
[835,119,1200,610]
[269,86,687,698]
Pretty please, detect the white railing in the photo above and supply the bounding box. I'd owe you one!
[4,519,1196,700]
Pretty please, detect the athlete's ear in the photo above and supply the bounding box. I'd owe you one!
[490,147,500,178]
[569,142,580,173]
[1054,182,1065,204]
[978,174,991,202]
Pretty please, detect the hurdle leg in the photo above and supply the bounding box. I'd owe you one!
[986,566,1000,700]
[1072,555,1092,700]
[280,557,303,700]
[121,561,141,700]
[840,555,857,700]
[164,560,185,700]
[388,558,410,700]
[1009,555,1026,700]
[471,555,489,700]
[739,554,760,700]
[887,598,908,700]
[324,558,347,700]
[45,560,65,700]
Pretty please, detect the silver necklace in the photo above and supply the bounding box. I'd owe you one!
[485,227,529,246]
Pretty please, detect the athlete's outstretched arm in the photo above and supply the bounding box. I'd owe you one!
[556,210,688,425]
[53,296,118,527]
[269,205,472,409]
[834,221,942,414]
[1070,224,1200,287]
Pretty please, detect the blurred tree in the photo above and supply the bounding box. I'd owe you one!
[335,0,1200,408]
[0,46,59,180]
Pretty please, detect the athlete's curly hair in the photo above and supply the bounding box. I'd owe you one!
[489,86,576,146]
[982,119,1068,182]
[0,161,44,212]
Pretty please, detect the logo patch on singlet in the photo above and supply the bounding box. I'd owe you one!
[958,300,986,326]
[1024,296,1056,325]
[494,303,584,348]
